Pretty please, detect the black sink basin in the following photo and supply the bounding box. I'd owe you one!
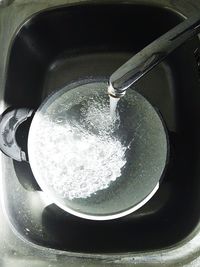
[2,3,200,254]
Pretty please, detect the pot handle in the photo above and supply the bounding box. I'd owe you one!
[0,108,34,161]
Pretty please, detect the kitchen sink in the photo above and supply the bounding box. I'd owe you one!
[1,0,200,260]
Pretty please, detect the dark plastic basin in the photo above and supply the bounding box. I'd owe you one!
[2,3,200,253]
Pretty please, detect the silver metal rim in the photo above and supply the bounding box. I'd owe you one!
[43,183,159,220]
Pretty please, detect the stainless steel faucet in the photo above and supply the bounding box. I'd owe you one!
[108,14,200,98]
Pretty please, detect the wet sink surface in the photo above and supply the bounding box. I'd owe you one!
[2,3,200,254]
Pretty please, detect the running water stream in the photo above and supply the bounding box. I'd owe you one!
[109,95,120,119]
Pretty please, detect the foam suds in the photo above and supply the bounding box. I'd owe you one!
[30,92,127,200]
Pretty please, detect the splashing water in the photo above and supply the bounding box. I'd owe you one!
[29,89,127,200]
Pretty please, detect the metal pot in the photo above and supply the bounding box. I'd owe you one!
[0,79,168,220]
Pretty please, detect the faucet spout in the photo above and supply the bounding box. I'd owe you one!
[108,13,200,98]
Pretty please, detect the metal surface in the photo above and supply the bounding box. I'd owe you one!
[0,108,33,161]
[108,13,200,97]
[0,0,200,266]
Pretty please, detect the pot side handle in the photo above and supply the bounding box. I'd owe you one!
[0,108,34,161]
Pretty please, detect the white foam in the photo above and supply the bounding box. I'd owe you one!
[30,93,127,200]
